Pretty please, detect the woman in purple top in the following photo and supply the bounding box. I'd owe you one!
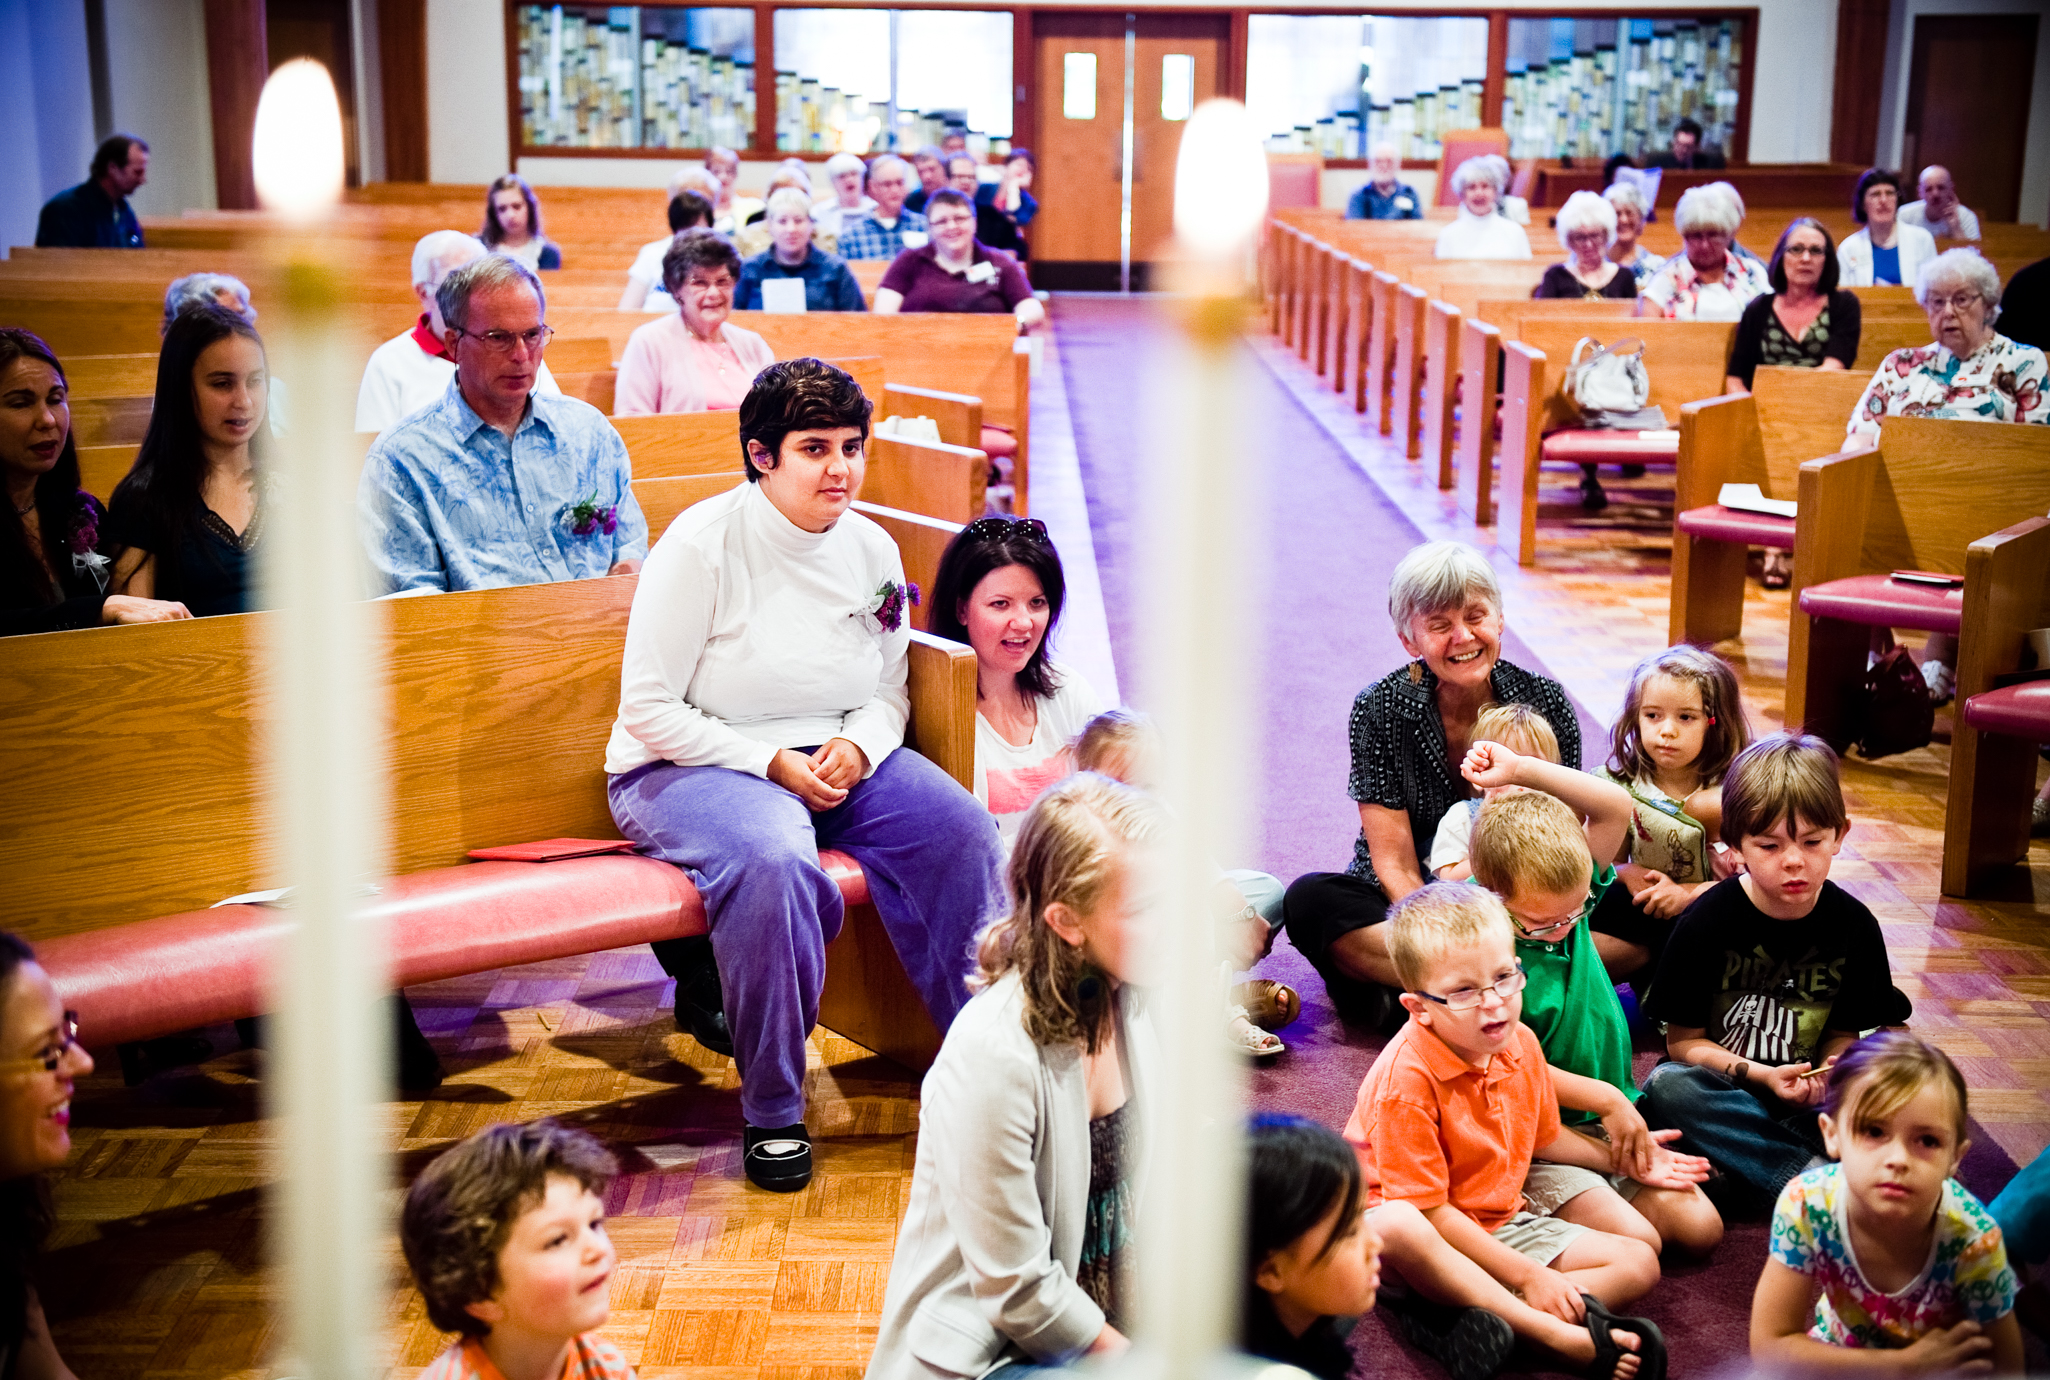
[873,190,1045,333]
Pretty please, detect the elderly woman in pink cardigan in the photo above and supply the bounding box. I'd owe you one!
[614,229,776,415]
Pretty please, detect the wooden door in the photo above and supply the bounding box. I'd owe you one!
[1032,12,1227,288]
[1902,14,2037,224]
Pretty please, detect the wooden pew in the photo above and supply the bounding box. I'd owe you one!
[1422,301,1461,489]
[612,411,742,479]
[881,383,981,452]
[61,353,159,399]
[1389,285,1428,460]
[77,444,140,501]
[1456,318,1504,524]
[1365,270,1401,435]
[1494,317,1737,564]
[863,433,989,524]
[1786,416,2050,741]
[1670,366,1874,645]
[631,473,746,538]
[1341,259,1373,413]
[1942,516,2050,896]
[70,395,153,448]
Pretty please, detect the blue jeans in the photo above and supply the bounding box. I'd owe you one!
[1991,1150,2050,1267]
[1639,1060,1826,1200]
[610,746,1006,1126]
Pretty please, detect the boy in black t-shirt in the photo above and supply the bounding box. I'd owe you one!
[1640,733,1910,1207]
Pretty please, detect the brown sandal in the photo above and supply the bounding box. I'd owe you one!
[1231,980,1301,1031]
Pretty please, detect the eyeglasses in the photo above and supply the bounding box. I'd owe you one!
[454,325,555,354]
[927,214,975,230]
[1927,292,1982,315]
[1507,892,1597,942]
[1,1012,80,1075]
[1781,245,1829,258]
[1412,962,1527,1012]
[962,516,1051,545]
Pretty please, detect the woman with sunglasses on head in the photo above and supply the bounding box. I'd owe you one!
[929,517,1104,850]
[0,932,92,1380]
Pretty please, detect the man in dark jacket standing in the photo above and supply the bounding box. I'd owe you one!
[36,135,150,248]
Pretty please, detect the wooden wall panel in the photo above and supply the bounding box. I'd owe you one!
[379,0,429,181]
[1831,0,1891,165]
[203,0,268,210]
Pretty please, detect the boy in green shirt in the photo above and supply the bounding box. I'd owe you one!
[1465,740,1726,1260]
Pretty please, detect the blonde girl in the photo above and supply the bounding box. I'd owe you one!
[868,775,1162,1380]
[1751,1031,2023,1375]
[1604,646,1752,920]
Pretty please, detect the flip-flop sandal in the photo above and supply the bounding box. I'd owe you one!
[1580,1293,1666,1380]
[1225,1007,1285,1058]
[1231,979,1302,1031]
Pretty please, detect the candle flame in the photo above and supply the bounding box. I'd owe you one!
[253,58,345,222]
[1173,99,1269,260]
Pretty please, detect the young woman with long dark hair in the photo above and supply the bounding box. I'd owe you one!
[0,328,189,635]
[107,305,270,617]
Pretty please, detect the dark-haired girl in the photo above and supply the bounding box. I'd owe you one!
[106,305,269,617]
[931,517,1104,849]
[1,931,94,1379]
[1244,1115,1514,1380]
[606,358,1005,1192]
[0,328,190,635]
[481,173,562,271]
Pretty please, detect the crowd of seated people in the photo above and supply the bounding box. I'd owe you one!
[12,125,2050,1380]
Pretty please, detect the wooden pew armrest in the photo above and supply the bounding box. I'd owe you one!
[907,631,977,793]
[1792,446,1881,592]
[1676,392,1763,513]
[883,383,983,453]
[1957,516,2050,704]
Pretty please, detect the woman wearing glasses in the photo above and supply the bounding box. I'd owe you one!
[606,360,1005,1193]
[1836,168,1936,289]
[0,932,91,1380]
[615,229,776,416]
[928,517,1103,849]
[872,189,1045,336]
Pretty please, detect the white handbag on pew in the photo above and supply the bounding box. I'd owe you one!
[1564,336,1651,418]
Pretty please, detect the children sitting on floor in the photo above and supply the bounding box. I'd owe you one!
[1427,702,1560,882]
[1750,1030,2023,1375]
[401,1119,635,1380]
[1639,732,1911,1211]
[1347,882,1707,1380]
[1462,745,1725,1260]
[1603,647,1753,931]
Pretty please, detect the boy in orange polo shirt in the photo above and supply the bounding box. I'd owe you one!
[1347,883,1704,1380]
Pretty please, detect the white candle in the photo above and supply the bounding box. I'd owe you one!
[1135,99,1270,1376]
[253,58,390,1380]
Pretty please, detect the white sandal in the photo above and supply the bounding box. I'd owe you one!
[1226,1005,1285,1058]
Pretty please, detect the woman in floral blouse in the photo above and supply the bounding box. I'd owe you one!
[1847,248,2050,445]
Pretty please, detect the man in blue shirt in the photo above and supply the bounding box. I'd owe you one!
[358,254,647,594]
[36,134,149,248]
[1346,142,1424,221]
[838,155,930,261]
[735,188,868,312]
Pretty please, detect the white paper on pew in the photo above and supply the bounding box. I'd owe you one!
[214,887,295,908]
[1015,334,1043,378]
[760,278,808,314]
[1636,429,1680,442]
[1718,482,1798,518]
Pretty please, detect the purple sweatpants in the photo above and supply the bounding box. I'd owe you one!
[608,746,1007,1127]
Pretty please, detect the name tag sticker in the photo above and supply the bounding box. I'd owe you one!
[1396,196,1414,209]
[901,231,930,249]
[965,261,998,284]
[760,278,808,314]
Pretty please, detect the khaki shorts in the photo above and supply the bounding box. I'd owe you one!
[1520,1160,1644,1218]
[1489,1210,1589,1266]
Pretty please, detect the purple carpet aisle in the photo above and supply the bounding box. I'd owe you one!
[1049,295,2039,1380]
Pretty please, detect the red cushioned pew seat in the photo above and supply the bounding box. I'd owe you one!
[1796,574,1964,635]
[1675,505,1797,550]
[1539,429,1681,466]
[1961,681,2050,740]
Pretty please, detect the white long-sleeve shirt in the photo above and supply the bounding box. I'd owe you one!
[354,322,560,435]
[605,478,910,779]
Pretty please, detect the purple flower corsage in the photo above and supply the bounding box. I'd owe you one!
[564,493,619,539]
[856,578,919,634]
[69,491,109,591]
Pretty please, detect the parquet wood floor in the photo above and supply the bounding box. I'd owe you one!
[33,313,2050,1379]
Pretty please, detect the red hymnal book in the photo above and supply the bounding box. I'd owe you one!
[467,838,639,863]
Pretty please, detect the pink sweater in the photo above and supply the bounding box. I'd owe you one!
[613,313,776,415]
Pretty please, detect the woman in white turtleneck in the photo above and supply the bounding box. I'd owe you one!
[1434,156,1532,261]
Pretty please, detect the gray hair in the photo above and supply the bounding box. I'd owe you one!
[1602,181,1649,217]
[662,227,743,297]
[1674,184,1743,236]
[435,252,546,335]
[411,229,485,288]
[1917,248,2002,322]
[765,186,814,221]
[868,153,912,182]
[1450,155,1506,198]
[1388,540,1503,635]
[163,273,254,334]
[1370,140,1401,162]
[914,144,946,164]
[668,166,721,200]
[824,152,864,180]
[1555,190,1618,250]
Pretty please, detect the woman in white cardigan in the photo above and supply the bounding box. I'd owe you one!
[1433,156,1532,261]
[868,774,1162,1380]
[1837,168,1937,288]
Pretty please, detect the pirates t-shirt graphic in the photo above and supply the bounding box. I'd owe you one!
[1645,877,1904,1067]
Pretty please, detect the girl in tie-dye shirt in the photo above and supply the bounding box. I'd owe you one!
[1752,1032,2023,1373]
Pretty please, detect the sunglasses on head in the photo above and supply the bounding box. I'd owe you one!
[962,516,1051,545]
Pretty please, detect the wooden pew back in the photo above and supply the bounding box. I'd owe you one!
[1857,417,2050,576]
[1751,367,1875,497]
[0,569,976,944]
[1512,317,1737,432]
